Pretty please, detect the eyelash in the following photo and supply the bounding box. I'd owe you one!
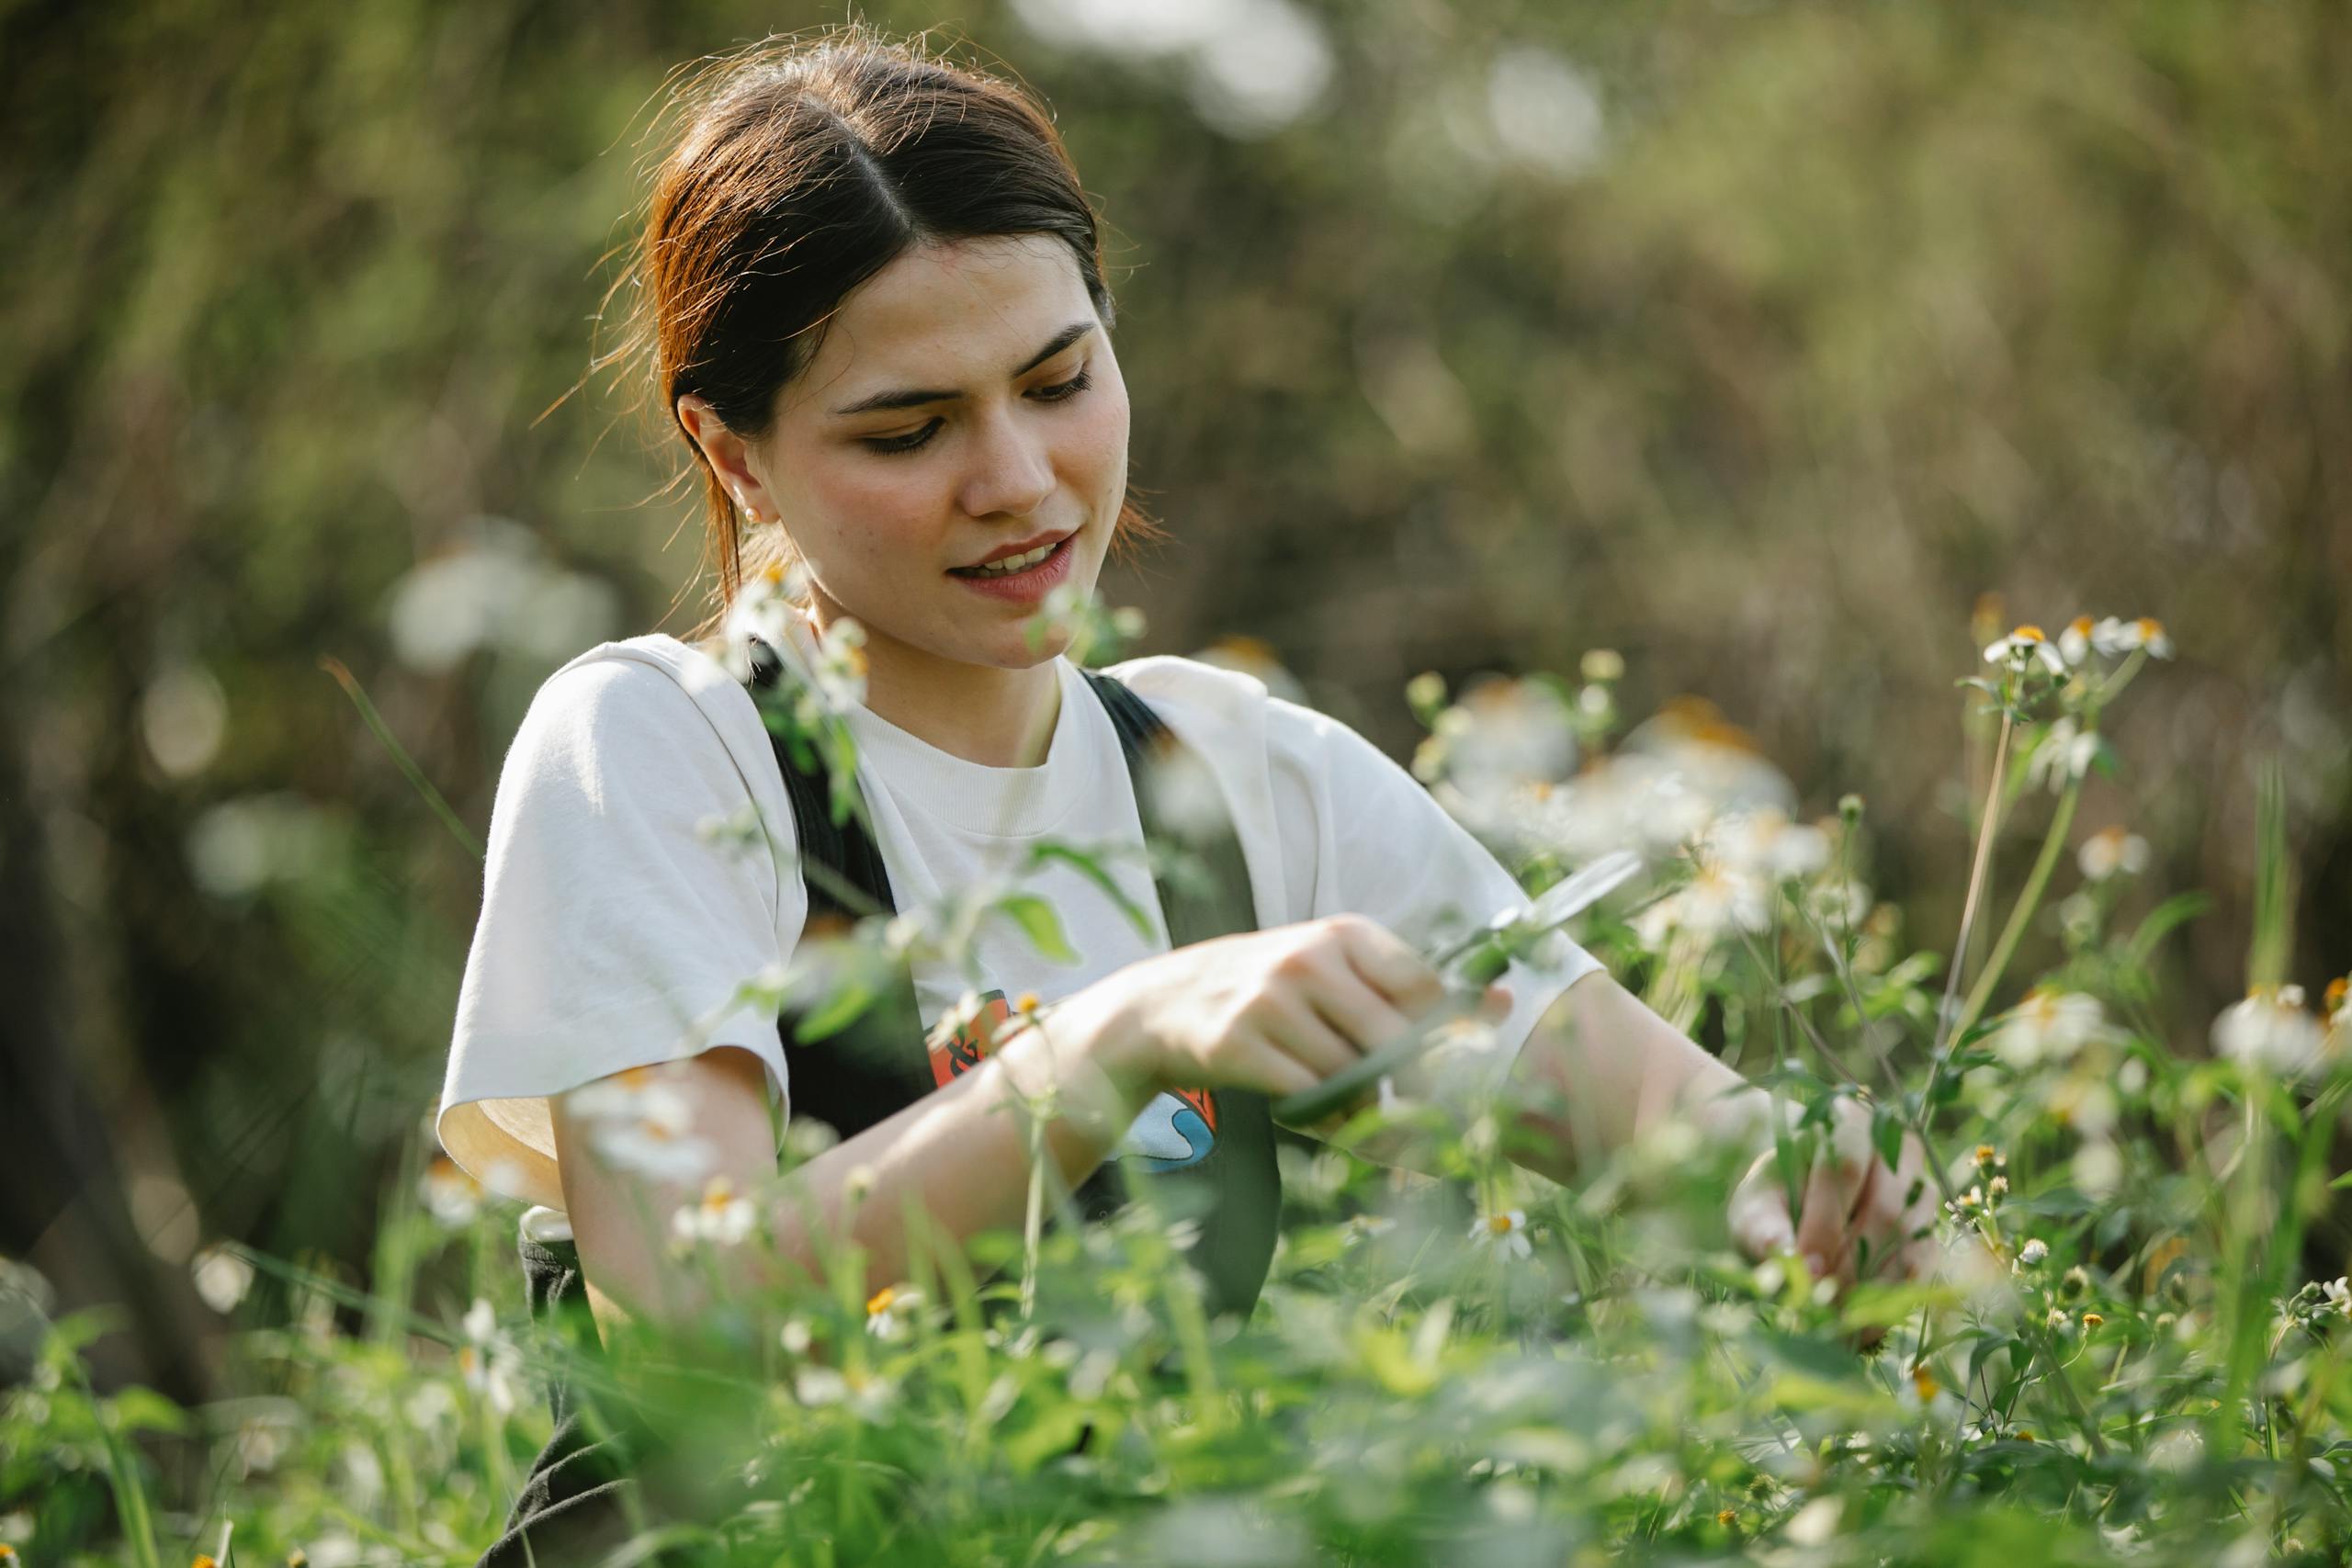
[860,368,1094,457]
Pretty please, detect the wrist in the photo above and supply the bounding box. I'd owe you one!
[994,993,1155,1137]
[1684,1079,1787,1156]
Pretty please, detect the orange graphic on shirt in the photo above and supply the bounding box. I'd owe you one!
[926,988,1218,1134]
[1168,1085,1218,1134]
[928,992,1014,1088]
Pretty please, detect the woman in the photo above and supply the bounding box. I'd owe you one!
[435,24,1939,1560]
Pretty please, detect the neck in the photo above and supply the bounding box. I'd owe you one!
[800,604,1063,769]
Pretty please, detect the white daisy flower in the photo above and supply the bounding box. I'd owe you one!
[1703,807,1830,882]
[2325,1278,2351,1318]
[418,1155,482,1227]
[2090,615,2174,660]
[2212,985,2328,1077]
[1987,987,2111,1069]
[865,1284,923,1341]
[1633,858,1773,946]
[1469,1208,1533,1260]
[1983,625,2066,677]
[671,1175,757,1247]
[457,1297,519,1416]
[2076,826,2151,883]
[2017,1237,2050,1268]
[2025,716,2099,794]
[811,616,869,710]
[190,1244,254,1314]
[569,1066,717,1184]
[718,560,811,682]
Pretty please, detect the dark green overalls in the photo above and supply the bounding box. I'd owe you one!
[473,639,1285,1564]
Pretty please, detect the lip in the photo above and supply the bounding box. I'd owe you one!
[956,529,1073,570]
[945,532,1076,604]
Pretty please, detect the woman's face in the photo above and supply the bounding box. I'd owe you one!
[701,233,1131,673]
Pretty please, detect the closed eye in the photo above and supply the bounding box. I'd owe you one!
[859,367,1095,457]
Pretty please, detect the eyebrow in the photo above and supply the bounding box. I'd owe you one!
[828,321,1099,417]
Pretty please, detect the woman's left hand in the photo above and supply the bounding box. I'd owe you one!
[1725,1097,1942,1298]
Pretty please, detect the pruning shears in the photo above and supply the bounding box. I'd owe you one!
[1271,850,1644,1126]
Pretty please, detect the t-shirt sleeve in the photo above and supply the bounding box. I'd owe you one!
[435,650,804,1212]
[1264,695,1605,1073]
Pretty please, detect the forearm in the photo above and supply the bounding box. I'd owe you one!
[762,1009,1141,1301]
[587,1005,1146,1345]
[1499,970,1780,1188]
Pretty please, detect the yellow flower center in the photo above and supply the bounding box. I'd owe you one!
[703,1178,736,1211]
[866,1286,898,1316]
[1487,1214,1514,1235]
[2010,625,2047,643]
[1912,1365,1939,1400]
[2325,977,2347,1013]
[2135,616,2164,639]
[2067,615,2093,638]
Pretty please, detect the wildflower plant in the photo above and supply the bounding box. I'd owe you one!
[17,601,2352,1567]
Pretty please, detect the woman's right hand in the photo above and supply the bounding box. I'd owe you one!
[1057,915,1503,1120]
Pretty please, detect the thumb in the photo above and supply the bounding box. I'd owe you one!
[1728,1155,1798,1261]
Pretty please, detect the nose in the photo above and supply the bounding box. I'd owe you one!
[956,405,1057,522]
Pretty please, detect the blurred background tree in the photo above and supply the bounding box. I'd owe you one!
[5,0,2345,1396]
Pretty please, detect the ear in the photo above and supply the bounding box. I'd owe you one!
[675,393,778,523]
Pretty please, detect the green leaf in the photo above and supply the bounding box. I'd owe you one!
[1026,843,1154,940]
[993,894,1078,964]
[794,978,875,1043]
[2126,892,2213,968]
[105,1386,190,1438]
[1002,1403,1094,1473]
[1871,1105,1906,1171]
[1757,1328,1864,1384]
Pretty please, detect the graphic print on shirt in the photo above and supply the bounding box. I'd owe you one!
[926,987,1218,1171]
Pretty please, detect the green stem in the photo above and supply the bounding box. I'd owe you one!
[1951,773,2084,1043]
[1922,711,2015,1110]
[320,656,484,862]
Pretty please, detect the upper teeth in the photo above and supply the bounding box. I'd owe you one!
[967,540,1057,576]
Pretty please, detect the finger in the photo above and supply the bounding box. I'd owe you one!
[1852,1137,1931,1284]
[1813,1107,1883,1283]
[1302,966,1420,1060]
[1330,915,1446,1016]
[1727,1153,1798,1262]
[1230,1029,1325,1101]
[1892,1155,1945,1284]
[1259,987,1363,1082]
[1793,1141,1850,1287]
[1481,983,1513,1021]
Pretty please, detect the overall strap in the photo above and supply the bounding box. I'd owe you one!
[742,640,1283,1320]
[746,638,933,1129]
[1076,669,1282,1319]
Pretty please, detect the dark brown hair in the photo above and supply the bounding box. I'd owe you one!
[600,25,1162,637]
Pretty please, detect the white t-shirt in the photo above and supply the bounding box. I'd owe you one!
[434,631,1603,1222]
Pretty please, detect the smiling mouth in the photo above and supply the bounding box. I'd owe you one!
[948,535,1072,579]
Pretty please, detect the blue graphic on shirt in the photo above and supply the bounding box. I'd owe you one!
[1121,1090,1216,1171]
